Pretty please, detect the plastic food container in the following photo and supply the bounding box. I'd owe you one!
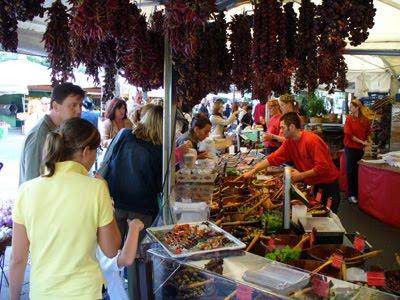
[243,261,310,295]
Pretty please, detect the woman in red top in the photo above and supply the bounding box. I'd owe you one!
[263,99,283,154]
[279,94,305,128]
[344,99,371,204]
[253,99,267,130]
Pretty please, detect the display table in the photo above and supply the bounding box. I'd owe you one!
[358,161,400,228]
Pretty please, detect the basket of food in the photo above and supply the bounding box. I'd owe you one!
[147,221,246,258]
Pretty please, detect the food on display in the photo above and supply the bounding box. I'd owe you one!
[265,246,302,263]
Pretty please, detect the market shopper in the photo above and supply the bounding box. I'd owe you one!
[344,98,371,204]
[210,100,238,138]
[100,98,133,148]
[243,112,340,212]
[101,105,163,300]
[240,103,253,130]
[253,99,267,129]
[263,99,283,154]
[10,118,121,300]
[279,93,305,128]
[19,82,85,185]
[176,114,212,159]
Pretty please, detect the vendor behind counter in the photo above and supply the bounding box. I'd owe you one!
[243,112,340,212]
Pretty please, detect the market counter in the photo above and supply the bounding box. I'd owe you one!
[358,161,400,228]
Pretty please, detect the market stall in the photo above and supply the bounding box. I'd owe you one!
[358,161,400,228]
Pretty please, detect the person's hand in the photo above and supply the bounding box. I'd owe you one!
[363,140,371,147]
[232,111,239,117]
[263,133,274,142]
[128,219,144,231]
[197,151,210,159]
[291,169,304,183]
[242,169,256,180]
[94,173,105,181]
[177,140,193,155]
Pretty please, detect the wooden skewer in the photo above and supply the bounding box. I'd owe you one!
[224,290,237,300]
[179,279,212,290]
[341,262,347,281]
[221,220,259,226]
[312,259,333,274]
[246,232,262,252]
[291,287,313,298]
[242,195,264,218]
[293,234,310,250]
[345,249,383,262]
[214,219,223,226]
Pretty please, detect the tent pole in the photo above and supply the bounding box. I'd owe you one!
[162,37,175,225]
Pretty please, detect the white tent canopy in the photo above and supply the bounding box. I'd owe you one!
[0,59,100,95]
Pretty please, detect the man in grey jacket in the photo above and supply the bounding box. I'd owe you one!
[19,83,85,185]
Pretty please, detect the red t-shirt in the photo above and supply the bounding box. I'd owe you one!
[253,103,266,125]
[267,131,339,185]
[344,115,370,150]
[265,113,282,148]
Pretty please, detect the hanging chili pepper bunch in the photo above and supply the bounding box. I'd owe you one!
[70,0,109,41]
[317,0,349,92]
[14,0,45,22]
[43,0,74,87]
[0,2,18,52]
[97,38,117,102]
[164,0,216,59]
[346,0,376,46]
[0,0,45,52]
[252,0,286,100]
[207,12,231,93]
[294,0,319,92]
[146,10,165,90]
[120,3,155,91]
[229,13,252,92]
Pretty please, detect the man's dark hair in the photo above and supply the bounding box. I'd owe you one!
[51,83,85,109]
[280,112,301,129]
[191,113,211,130]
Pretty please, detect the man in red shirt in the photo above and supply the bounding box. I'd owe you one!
[243,112,340,212]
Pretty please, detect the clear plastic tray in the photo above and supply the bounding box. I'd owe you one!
[243,261,310,295]
[146,221,246,258]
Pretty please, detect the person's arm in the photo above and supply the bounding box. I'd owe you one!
[175,141,193,163]
[97,182,121,258]
[264,132,285,143]
[291,168,318,183]
[211,113,238,127]
[98,218,121,258]
[117,219,144,267]
[101,120,113,148]
[9,222,29,300]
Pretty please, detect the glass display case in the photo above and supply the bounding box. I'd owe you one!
[147,247,397,300]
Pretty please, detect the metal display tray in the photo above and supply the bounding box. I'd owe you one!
[146,221,246,258]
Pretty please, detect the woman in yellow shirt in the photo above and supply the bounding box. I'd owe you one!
[10,118,121,300]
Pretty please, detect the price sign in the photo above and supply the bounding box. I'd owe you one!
[326,197,332,209]
[310,228,317,247]
[367,272,386,287]
[353,235,365,253]
[311,275,330,298]
[237,284,253,300]
[315,191,322,204]
[331,254,344,269]
[267,237,276,252]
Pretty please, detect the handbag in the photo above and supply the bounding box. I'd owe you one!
[97,128,131,178]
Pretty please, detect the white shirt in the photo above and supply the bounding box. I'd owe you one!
[210,114,237,138]
[96,248,129,300]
